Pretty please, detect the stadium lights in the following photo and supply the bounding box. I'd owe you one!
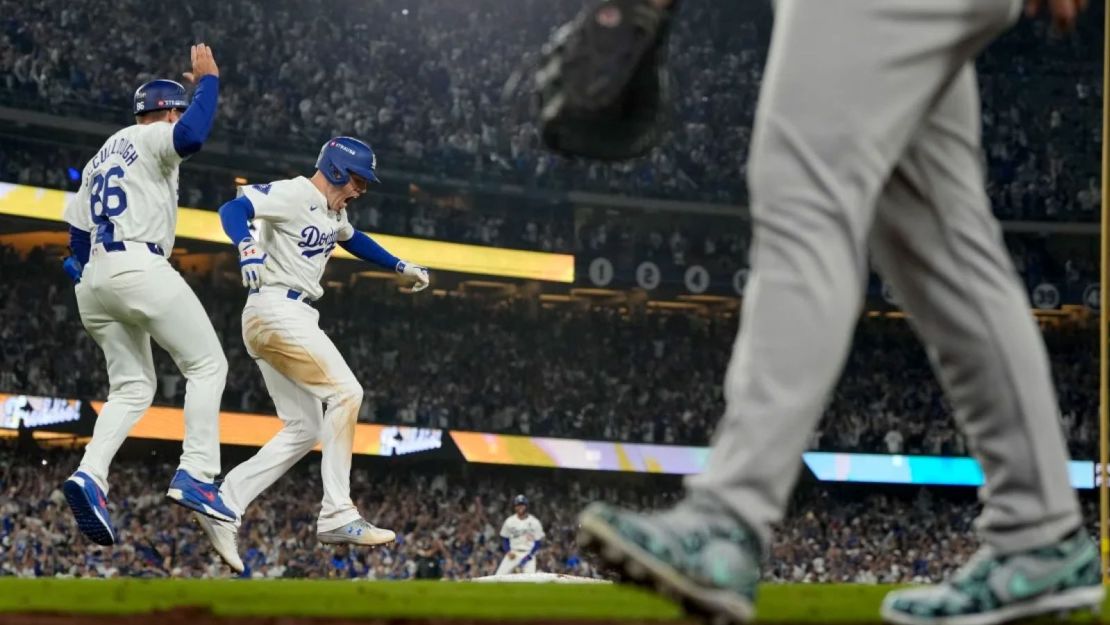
[676,294,737,304]
[459,280,515,292]
[570,288,621,297]
[646,300,702,310]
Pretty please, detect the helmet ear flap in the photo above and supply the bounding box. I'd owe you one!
[329,163,346,184]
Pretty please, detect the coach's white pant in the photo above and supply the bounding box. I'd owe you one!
[219,288,362,533]
[75,244,227,492]
[495,552,537,576]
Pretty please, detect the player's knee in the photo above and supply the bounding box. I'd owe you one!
[291,423,321,450]
[184,349,228,382]
[332,381,363,419]
[210,350,229,379]
[109,379,156,408]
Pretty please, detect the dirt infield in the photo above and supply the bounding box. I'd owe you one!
[0,609,693,625]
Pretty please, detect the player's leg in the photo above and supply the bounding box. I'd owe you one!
[135,260,233,520]
[242,298,393,544]
[868,63,1101,624]
[682,0,1023,540]
[521,556,537,575]
[220,358,323,518]
[64,283,155,545]
[578,0,1022,622]
[495,554,518,576]
[196,358,322,573]
[73,291,156,492]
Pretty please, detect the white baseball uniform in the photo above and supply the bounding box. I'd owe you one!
[218,176,364,533]
[496,513,544,575]
[63,122,227,493]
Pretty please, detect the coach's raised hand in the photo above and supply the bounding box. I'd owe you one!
[183,43,219,83]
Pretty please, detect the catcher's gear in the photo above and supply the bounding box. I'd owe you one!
[535,0,677,161]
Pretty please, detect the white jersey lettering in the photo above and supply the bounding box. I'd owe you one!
[500,514,545,552]
[62,122,183,255]
[240,176,355,301]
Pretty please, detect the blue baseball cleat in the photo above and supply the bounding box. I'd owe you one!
[165,469,237,523]
[63,471,116,546]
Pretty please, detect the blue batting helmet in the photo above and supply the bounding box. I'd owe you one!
[513,494,528,507]
[316,137,381,185]
[133,79,189,116]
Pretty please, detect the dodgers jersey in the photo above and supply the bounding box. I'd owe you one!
[63,122,184,255]
[239,177,355,301]
[500,513,545,552]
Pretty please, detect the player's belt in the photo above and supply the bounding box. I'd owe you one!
[96,241,165,256]
[247,286,316,306]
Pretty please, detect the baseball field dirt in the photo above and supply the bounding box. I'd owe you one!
[0,579,1104,624]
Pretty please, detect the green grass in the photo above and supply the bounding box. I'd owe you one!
[0,579,1102,622]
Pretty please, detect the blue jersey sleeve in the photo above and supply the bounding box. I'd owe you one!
[218,195,255,244]
[69,226,91,264]
[173,75,219,158]
[338,230,401,271]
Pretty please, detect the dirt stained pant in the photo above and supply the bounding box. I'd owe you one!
[686,0,1081,555]
[219,287,362,533]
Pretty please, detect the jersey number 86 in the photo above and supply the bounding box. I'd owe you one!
[89,166,128,220]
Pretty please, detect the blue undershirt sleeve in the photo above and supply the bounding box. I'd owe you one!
[217,195,255,245]
[172,75,219,157]
[338,230,400,271]
[69,226,90,264]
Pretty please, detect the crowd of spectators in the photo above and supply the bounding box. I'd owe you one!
[0,134,1101,295]
[0,246,1100,459]
[6,441,1099,582]
[979,11,1103,222]
[0,0,1101,214]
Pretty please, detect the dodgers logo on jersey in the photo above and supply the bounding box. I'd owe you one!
[299,225,339,259]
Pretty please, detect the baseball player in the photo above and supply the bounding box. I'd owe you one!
[541,1,1102,624]
[495,495,544,576]
[193,136,429,573]
[59,44,237,547]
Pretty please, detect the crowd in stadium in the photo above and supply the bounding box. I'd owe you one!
[1,246,1099,459]
[0,120,1101,295]
[6,441,1092,582]
[0,0,1101,215]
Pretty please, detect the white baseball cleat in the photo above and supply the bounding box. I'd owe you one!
[193,512,245,573]
[317,518,396,546]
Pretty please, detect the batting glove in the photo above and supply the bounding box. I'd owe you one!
[62,256,83,284]
[396,260,430,292]
[237,238,266,289]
